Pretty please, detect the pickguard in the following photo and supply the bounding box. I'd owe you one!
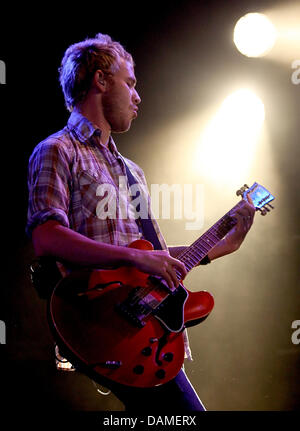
[153,285,188,332]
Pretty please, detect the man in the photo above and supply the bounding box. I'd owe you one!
[27,33,255,411]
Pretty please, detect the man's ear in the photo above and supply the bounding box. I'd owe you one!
[94,69,106,91]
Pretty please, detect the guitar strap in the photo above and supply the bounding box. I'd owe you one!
[122,157,210,266]
[122,158,163,251]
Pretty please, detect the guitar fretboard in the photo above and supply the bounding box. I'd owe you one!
[176,204,239,274]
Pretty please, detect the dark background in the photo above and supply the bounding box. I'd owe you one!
[0,0,299,423]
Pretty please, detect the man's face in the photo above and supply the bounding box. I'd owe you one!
[102,59,141,133]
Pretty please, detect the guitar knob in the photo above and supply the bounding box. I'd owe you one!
[155,369,166,379]
[133,365,144,374]
[141,347,152,356]
[163,352,174,362]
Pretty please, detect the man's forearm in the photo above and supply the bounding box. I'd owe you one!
[206,238,238,261]
[32,220,135,268]
[32,220,188,290]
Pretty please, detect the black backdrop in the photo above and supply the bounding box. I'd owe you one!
[1,0,299,426]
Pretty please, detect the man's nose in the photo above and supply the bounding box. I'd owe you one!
[133,88,141,105]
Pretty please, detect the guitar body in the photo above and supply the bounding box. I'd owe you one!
[48,183,275,388]
[49,240,214,388]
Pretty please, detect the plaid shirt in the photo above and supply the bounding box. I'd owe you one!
[27,111,192,360]
[27,111,167,250]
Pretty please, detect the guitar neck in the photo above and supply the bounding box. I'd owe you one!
[176,202,240,273]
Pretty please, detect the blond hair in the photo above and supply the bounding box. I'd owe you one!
[59,33,133,111]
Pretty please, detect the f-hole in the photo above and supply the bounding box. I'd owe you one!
[155,332,169,366]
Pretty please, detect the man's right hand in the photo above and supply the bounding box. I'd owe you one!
[129,248,187,291]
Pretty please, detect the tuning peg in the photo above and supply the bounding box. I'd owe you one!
[258,208,267,216]
[236,184,249,196]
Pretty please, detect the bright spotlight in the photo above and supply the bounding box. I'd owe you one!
[234,13,277,57]
[195,89,265,184]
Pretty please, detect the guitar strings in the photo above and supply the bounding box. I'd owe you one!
[127,203,239,311]
[129,209,238,308]
[176,208,237,267]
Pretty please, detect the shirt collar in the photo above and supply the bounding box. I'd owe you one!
[67,111,120,157]
[67,110,100,143]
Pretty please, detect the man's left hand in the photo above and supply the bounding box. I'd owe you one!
[225,198,256,252]
[207,196,256,261]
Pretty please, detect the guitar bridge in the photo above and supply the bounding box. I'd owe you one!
[115,286,155,328]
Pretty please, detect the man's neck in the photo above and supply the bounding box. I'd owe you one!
[74,103,111,147]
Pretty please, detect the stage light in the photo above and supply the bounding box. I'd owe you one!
[194,89,265,185]
[233,13,277,57]
[262,3,300,64]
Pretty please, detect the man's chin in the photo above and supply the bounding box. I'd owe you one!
[111,122,132,134]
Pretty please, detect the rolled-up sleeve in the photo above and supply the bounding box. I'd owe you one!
[26,138,73,237]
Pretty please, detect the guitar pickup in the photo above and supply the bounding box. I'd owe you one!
[115,301,148,328]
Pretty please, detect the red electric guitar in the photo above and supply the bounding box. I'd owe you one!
[48,183,275,388]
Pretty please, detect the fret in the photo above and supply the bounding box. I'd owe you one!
[197,240,210,252]
[179,244,206,271]
[192,244,206,260]
[186,253,198,266]
[176,205,238,273]
[190,242,207,258]
[211,226,226,239]
[202,235,215,247]
[206,231,219,244]
[208,230,220,242]
[182,252,198,267]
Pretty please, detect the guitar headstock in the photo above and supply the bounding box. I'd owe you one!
[236,183,275,215]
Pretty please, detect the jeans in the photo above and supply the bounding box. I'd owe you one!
[107,369,206,412]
